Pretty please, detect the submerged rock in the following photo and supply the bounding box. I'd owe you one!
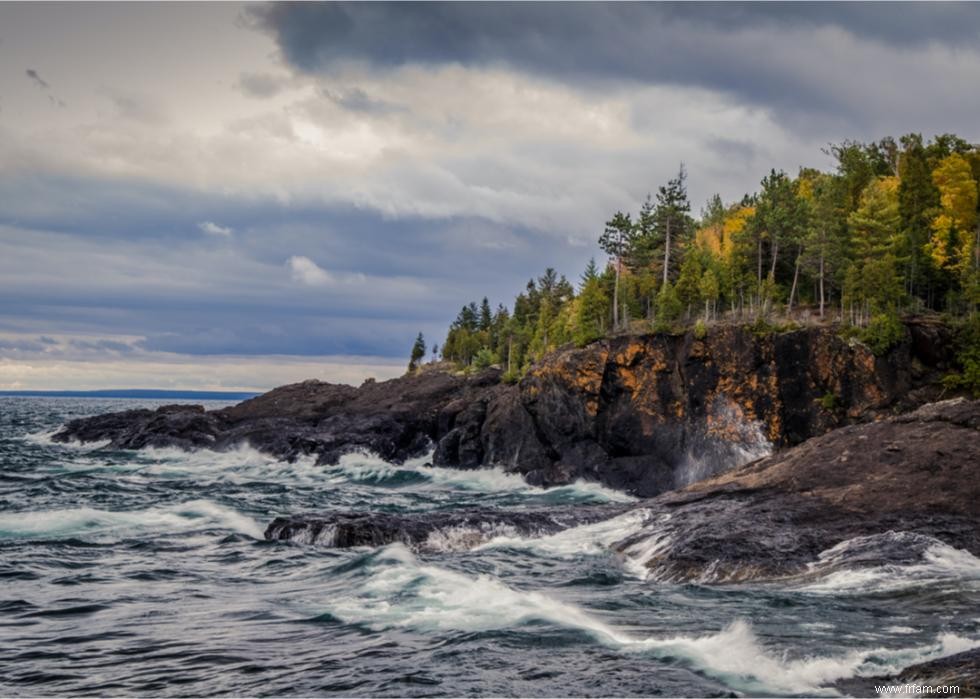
[264,505,627,551]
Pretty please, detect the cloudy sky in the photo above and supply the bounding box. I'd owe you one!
[1,2,978,390]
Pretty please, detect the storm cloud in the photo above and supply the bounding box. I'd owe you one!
[249,2,980,133]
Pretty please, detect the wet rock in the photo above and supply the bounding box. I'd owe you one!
[616,398,980,582]
[840,647,980,697]
[264,505,628,551]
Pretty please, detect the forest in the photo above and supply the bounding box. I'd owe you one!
[437,133,980,391]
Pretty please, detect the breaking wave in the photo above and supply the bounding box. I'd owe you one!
[796,531,980,594]
[0,499,264,541]
[320,544,980,696]
[329,451,636,503]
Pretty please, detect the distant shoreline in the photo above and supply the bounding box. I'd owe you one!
[0,389,259,401]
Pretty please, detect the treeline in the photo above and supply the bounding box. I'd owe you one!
[441,133,980,382]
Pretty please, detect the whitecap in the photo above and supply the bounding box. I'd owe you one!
[22,428,111,451]
[475,509,651,559]
[332,450,636,502]
[796,532,980,594]
[0,499,264,541]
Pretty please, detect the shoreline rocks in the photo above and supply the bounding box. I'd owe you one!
[617,398,980,583]
[53,319,959,499]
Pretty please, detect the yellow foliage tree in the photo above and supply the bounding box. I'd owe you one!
[928,153,979,277]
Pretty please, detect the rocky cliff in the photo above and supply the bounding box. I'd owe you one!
[437,318,956,495]
[54,318,957,497]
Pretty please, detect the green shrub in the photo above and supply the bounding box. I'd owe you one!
[501,369,522,385]
[693,319,707,340]
[858,313,905,356]
[749,316,774,337]
[819,392,838,411]
[473,348,496,370]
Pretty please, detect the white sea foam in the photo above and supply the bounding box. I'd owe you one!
[0,499,264,540]
[475,509,651,559]
[332,450,636,502]
[797,533,980,594]
[423,523,523,552]
[23,428,111,451]
[323,543,980,696]
[25,432,636,502]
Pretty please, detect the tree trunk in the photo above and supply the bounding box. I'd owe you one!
[787,247,802,315]
[612,257,620,331]
[757,235,763,283]
[769,236,779,280]
[818,251,825,318]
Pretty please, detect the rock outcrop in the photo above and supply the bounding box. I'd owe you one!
[264,504,627,551]
[839,647,980,697]
[616,398,980,582]
[54,319,958,497]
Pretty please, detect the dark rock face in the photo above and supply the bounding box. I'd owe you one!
[264,505,627,551]
[53,370,502,465]
[53,320,956,497]
[840,647,980,697]
[616,398,980,582]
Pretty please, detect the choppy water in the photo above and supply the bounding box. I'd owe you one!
[2,397,980,697]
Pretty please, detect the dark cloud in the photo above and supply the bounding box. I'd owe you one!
[67,338,138,354]
[0,337,48,352]
[247,2,980,129]
[321,86,403,114]
[25,68,49,89]
[248,3,980,73]
[706,137,761,167]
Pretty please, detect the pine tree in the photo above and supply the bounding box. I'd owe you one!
[574,268,608,346]
[898,133,941,303]
[699,267,720,321]
[849,176,901,261]
[599,212,633,331]
[479,297,492,331]
[408,332,426,373]
[675,252,703,318]
[655,165,692,285]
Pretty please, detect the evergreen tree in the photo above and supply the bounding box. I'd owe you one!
[598,211,633,331]
[699,267,720,321]
[479,297,492,331]
[898,133,941,303]
[574,259,608,345]
[654,165,692,285]
[849,176,901,260]
[408,332,426,373]
[675,251,703,318]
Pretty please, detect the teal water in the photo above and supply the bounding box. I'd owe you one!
[1,397,979,697]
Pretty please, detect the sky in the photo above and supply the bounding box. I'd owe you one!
[1,2,979,391]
